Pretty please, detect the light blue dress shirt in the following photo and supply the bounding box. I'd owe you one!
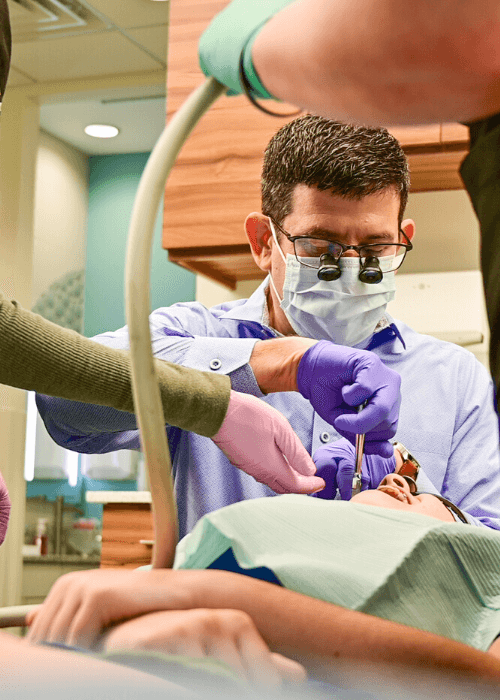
[36,278,500,537]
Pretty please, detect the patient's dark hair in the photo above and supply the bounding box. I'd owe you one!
[261,115,410,227]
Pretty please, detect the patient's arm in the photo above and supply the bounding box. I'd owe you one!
[103,608,306,688]
[0,630,188,696]
[191,570,500,690]
[27,568,500,690]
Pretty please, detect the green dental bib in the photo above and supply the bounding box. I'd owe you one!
[174,495,500,651]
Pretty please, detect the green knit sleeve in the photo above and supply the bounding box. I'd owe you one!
[0,293,230,437]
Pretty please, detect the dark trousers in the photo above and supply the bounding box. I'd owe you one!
[460,116,500,411]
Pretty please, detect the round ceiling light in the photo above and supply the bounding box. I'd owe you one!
[84,124,120,138]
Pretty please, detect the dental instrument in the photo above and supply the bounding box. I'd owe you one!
[352,401,368,498]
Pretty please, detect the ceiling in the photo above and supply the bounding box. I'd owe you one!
[7,0,170,154]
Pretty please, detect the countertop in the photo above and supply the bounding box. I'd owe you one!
[85,491,151,505]
[23,554,101,565]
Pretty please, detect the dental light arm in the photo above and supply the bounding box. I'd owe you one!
[125,77,226,569]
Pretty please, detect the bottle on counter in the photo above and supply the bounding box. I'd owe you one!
[35,517,49,556]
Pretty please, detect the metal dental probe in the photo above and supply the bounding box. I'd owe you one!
[352,400,368,498]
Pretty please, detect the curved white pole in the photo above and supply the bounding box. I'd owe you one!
[125,78,226,569]
[0,604,37,628]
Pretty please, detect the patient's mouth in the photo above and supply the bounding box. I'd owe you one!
[377,485,410,504]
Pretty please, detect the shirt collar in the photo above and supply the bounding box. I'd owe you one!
[218,276,407,353]
[217,277,273,326]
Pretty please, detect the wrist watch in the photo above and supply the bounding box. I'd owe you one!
[392,441,420,493]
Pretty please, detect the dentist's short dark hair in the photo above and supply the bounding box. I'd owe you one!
[262,115,410,227]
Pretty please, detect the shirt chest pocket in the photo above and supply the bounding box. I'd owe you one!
[394,426,453,493]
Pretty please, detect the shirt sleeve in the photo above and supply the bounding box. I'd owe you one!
[441,352,500,530]
[36,305,262,453]
[0,293,231,437]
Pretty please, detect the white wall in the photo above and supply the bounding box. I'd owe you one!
[32,131,89,305]
[402,189,480,274]
[196,276,262,308]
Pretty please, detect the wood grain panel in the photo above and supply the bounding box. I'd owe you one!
[169,248,265,289]
[407,150,468,192]
[164,1,472,287]
[388,125,442,149]
[440,123,470,147]
[100,504,153,569]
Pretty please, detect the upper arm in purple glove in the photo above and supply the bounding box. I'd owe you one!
[297,340,401,458]
[312,438,396,500]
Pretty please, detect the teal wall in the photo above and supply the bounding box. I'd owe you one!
[26,475,137,519]
[84,152,195,337]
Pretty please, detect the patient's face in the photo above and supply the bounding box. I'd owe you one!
[351,473,455,522]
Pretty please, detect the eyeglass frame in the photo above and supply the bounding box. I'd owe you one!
[413,492,470,524]
[269,217,413,271]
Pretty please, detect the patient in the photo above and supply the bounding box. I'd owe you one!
[353,472,462,521]
[21,447,500,696]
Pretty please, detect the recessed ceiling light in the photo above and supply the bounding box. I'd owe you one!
[84,124,119,139]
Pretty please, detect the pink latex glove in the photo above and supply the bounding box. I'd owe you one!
[0,469,11,545]
[212,391,325,494]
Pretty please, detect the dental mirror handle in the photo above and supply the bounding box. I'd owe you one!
[352,400,368,497]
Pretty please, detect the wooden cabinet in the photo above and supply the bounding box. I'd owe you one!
[163,2,470,288]
[86,492,154,569]
[100,504,153,569]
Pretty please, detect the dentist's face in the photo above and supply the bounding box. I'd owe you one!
[266,184,414,335]
[352,473,456,523]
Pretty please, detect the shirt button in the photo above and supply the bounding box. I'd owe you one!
[320,432,331,443]
[209,358,222,371]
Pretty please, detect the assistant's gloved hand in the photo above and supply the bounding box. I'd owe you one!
[297,340,401,458]
[212,390,325,495]
[199,0,294,98]
[312,438,396,501]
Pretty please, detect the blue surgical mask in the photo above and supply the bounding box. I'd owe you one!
[268,221,397,347]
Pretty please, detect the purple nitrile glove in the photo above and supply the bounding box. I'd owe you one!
[297,340,401,458]
[312,438,396,500]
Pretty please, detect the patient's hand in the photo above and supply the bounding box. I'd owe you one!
[104,608,306,688]
[26,568,211,649]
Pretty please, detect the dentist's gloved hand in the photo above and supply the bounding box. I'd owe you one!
[312,438,396,501]
[297,340,401,458]
[212,390,325,495]
[199,0,293,98]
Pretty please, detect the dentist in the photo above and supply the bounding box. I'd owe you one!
[0,0,401,504]
[37,116,500,533]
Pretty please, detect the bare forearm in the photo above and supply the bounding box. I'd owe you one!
[0,631,183,694]
[192,571,500,686]
[249,337,316,393]
[253,0,500,124]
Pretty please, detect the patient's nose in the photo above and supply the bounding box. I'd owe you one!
[378,473,409,492]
